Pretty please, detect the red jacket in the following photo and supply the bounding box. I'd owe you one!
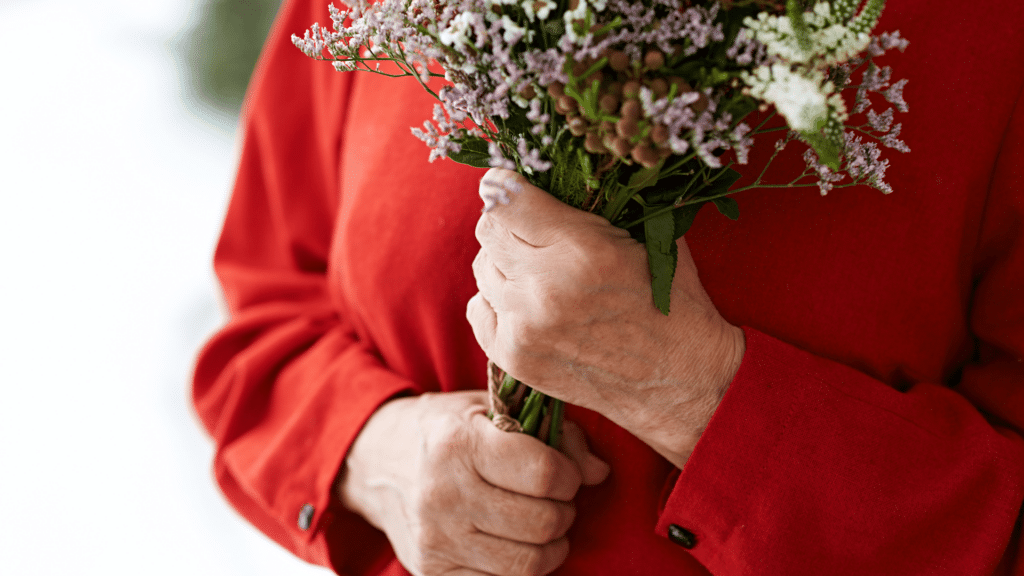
[193,0,1024,573]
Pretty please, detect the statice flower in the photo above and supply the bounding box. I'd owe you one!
[843,132,893,194]
[804,148,845,195]
[297,0,908,227]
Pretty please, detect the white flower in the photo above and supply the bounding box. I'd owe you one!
[745,64,829,131]
[521,0,556,22]
[501,15,527,44]
[439,12,476,50]
[742,2,871,67]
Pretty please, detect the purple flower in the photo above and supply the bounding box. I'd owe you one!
[884,79,909,113]
[866,108,894,132]
[880,123,910,153]
[488,141,517,172]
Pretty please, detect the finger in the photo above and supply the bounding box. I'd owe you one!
[472,250,508,311]
[479,168,586,248]
[471,484,576,544]
[474,207,536,274]
[458,532,570,576]
[471,414,583,501]
[466,293,498,357]
[559,420,610,486]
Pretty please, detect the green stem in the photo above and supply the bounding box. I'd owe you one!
[499,373,519,402]
[600,181,634,222]
[518,389,546,436]
[660,152,698,177]
[547,399,565,448]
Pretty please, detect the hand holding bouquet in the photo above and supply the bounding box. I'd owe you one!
[294,0,910,446]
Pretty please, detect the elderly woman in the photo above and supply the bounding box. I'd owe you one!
[192,0,1024,574]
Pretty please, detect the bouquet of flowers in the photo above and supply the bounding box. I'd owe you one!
[294,0,909,446]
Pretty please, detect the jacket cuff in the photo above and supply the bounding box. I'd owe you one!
[301,365,415,546]
[653,327,794,557]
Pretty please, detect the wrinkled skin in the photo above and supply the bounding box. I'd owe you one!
[339,391,610,576]
[467,169,745,469]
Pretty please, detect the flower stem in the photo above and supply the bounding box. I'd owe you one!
[546,399,564,448]
[518,389,546,436]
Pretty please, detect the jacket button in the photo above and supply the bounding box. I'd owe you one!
[667,524,697,549]
[297,504,315,531]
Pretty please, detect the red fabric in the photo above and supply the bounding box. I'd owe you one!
[192,0,1024,574]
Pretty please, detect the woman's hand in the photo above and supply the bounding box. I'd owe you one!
[338,390,609,576]
[466,169,746,469]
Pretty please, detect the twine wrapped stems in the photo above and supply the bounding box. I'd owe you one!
[487,361,564,448]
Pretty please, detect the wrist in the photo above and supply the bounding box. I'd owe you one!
[623,322,745,469]
[337,396,417,529]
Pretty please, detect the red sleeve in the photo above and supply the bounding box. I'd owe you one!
[191,0,413,573]
[655,88,1024,575]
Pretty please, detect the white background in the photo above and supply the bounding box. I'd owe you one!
[0,0,330,574]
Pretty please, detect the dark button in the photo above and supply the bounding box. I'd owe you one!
[668,524,697,549]
[297,504,315,531]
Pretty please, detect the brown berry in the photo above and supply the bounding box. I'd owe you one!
[557,94,578,116]
[632,144,660,168]
[568,116,588,136]
[622,80,641,98]
[518,84,537,100]
[584,131,607,153]
[547,82,565,99]
[620,98,641,121]
[608,135,632,158]
[599,93,620,114]
[601,120,616,134]
[650,78,669,98]
[608,50,630,72]
[651,123,669,145]
[643,50,665,71]
[669,77,691,91]
[692,93,710,114]
[616,116,640,139]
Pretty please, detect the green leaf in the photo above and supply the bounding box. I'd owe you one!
[697,168,742,199]
[800,128,843,170]
[500,105,533,138]
[673,202,706,239]
[546,138,591,208]
[712,196,740,220]
[644,207,678,315]
[627,162,663,192]
[448,136,491,168]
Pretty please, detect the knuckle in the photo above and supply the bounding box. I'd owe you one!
[526,453,562,497]
[535,504,573,542]
[510,547,545,576]
[471,250,485,280]
[474,214,489,244]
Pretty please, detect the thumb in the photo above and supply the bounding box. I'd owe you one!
[479,168,579,248]
[559,420,610,486]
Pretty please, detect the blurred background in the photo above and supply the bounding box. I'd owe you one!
[0,0,332,573]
